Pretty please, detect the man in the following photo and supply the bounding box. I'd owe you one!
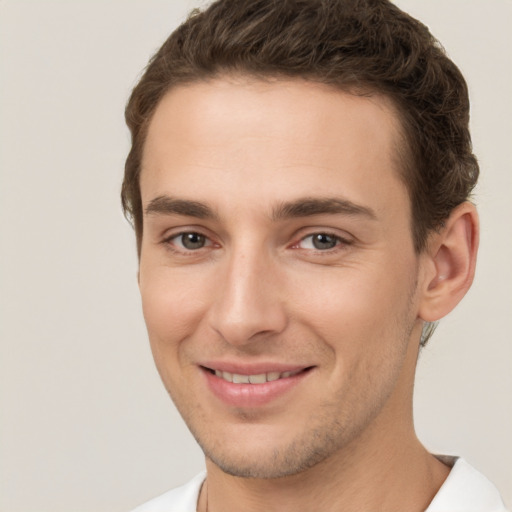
[122,0,507,510]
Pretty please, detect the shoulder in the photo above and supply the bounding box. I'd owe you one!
[427,457,508,512]
[130,471,206,512]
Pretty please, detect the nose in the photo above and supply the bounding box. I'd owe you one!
[207,248,288,346]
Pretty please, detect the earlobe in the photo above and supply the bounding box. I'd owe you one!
[418,202,479,322]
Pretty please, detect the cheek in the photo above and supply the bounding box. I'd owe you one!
[290,262,416,364]
[139,267,211,357]
[138,270,213,406]
[293,265,403,329]
[295,269,415,417]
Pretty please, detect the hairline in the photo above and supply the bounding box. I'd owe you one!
[134,72,420,253]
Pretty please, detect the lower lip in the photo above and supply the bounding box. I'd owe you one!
[202,368,311,408]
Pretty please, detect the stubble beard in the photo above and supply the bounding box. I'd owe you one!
[200,412,351,479]
[166,278,420,480]
[183,334,413,481]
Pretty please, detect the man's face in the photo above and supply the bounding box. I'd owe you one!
[138,78,429,478]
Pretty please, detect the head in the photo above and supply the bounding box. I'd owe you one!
[122,0,478,258]
[123,0,479,480]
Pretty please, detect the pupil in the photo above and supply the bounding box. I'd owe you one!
[313,233,337,250]
[182,233,205,249]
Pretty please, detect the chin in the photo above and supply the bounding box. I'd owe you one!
[200,423,346,479]
[206,451,322,479]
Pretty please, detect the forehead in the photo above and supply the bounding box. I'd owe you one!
[140,77,408,219]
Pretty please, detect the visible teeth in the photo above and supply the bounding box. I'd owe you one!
[212,368,305,384]
[248,373,267,384]
[232,373,250,384]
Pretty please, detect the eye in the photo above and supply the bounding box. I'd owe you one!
[169,232,211,250]
[298,233,342,250]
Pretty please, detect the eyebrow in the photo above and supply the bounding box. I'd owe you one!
[144,195,376,222]
[145,196,219,220]
[271,197,377,221]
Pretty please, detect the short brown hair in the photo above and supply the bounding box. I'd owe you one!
[122,0,478,255]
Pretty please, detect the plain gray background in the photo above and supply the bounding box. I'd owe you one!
[1,1,510,510]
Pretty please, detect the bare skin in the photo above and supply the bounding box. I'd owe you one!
[200,325,450,512]
[138,77,478,512]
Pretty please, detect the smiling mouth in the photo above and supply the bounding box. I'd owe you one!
[203,367,313,384]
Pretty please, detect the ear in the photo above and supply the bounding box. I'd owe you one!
[418,202,479,322]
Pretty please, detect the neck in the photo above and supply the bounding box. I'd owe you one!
[202,426,449,512]
[199,335,450,512]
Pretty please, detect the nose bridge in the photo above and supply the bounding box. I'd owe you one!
[209,241,286,345]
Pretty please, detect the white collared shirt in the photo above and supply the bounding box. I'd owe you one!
[130,458,508,512]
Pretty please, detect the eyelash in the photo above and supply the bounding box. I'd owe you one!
[161,231,214,253]
[161,230,352,255]
[292,232,352,252]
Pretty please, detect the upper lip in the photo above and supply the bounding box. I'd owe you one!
[200,361,313,375]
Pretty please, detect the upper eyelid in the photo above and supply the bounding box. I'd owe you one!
[164,231,213,244]
[161,231,216,256]
[300,231,348,240]
[159,227,353,248]
[293,228,354,243]
[161,226,214,241]
[293,233,350,249]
